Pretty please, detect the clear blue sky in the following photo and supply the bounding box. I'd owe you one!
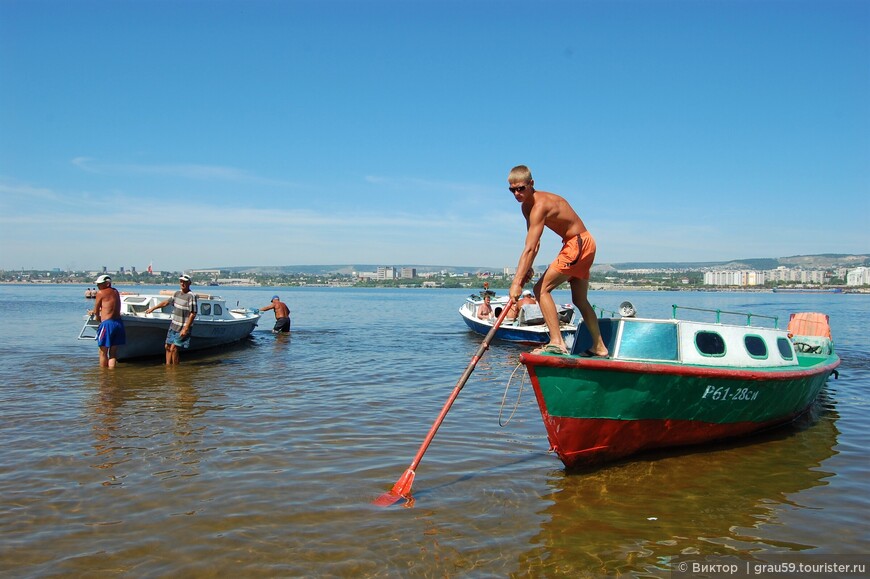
[1,0,868,272]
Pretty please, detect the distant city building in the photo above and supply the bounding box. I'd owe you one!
[191,269,222,278]
[703,270,760,286]
[846,267,870,286]
[377,266,396,280]
[703,267,833,287]
[400,267,416,279]
[215,278,257,286]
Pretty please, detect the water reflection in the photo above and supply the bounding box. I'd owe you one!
[86,365,208,487]
[520,399,840,576]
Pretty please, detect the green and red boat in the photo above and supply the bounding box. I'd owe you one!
[520,305,840,469]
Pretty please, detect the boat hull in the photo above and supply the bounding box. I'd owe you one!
[115,315,259,360]
[522,351,840,468]
[460,313,567,344]
[78,292,262,360]
[458,295,576,345]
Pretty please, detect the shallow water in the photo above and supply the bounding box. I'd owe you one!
[0,285,867,576]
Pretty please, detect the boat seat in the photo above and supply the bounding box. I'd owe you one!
[518,304,544,325]
[516,304,574,326]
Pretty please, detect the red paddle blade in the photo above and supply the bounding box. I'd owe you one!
[373,468,415,507]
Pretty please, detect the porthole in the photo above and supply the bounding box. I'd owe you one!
[695,331,726,356]
[744,335,768,358]
[777,337,794,360]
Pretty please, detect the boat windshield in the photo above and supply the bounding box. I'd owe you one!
[618,321,678,361]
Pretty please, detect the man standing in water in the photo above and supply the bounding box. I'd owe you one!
[89,274,126,368]
[507,165,608,357]
[145,274,198,364]
[260,295,291,333]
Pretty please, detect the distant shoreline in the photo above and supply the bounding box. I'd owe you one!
[3,281,867,294]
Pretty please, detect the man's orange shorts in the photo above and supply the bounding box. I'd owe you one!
[550,230,596,280]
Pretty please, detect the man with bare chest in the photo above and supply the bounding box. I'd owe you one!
[507,165,607,357]
[89,274,126,368]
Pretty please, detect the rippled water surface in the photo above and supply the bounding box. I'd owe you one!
[0,285,867,577]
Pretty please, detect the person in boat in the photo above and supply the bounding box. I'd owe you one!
[145,274,198,365]
[507,165,607,357]
[506,289,536,323]
[476,294,494,320]
[88,274,126,368]
[260,295,291,333]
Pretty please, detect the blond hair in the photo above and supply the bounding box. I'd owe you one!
[508,165,532,184]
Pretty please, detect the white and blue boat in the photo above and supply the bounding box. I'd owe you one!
[459,290,577,346]
[79,291,261,360]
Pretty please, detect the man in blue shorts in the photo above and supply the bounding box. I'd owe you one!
[145,274,198,365]
[89,274,126,368]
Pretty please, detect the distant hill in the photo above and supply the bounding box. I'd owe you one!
[776,254,870,268]
[216,264,485,275]
[213,254,869,275]
[603,254,868,271]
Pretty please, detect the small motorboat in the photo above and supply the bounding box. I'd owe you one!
[79,291,260,360]
[520,304,840,469]
[459,289,577,345]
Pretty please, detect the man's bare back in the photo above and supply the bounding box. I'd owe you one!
[94,287,122,321]
[271,301,290,319]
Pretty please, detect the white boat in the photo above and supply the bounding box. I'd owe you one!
[79,291,261,360]
[459,290,577,346]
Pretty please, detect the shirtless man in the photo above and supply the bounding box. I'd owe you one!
[89,274,126,368]
[260,295,291,333]
[476,294,494,320]
[507,165,607,357]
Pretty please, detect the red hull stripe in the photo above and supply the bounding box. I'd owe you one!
[540,414,793,468]
[521,353,840,381]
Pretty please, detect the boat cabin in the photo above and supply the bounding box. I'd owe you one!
[572,316,810,369]
[119,293,238,322]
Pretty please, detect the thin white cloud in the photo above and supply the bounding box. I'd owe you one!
[0,186,509,234]
[0,181,61,202]
[70,157,296,187]
[2,177,862,270]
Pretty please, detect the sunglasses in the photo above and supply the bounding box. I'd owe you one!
[509,185,528,193]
